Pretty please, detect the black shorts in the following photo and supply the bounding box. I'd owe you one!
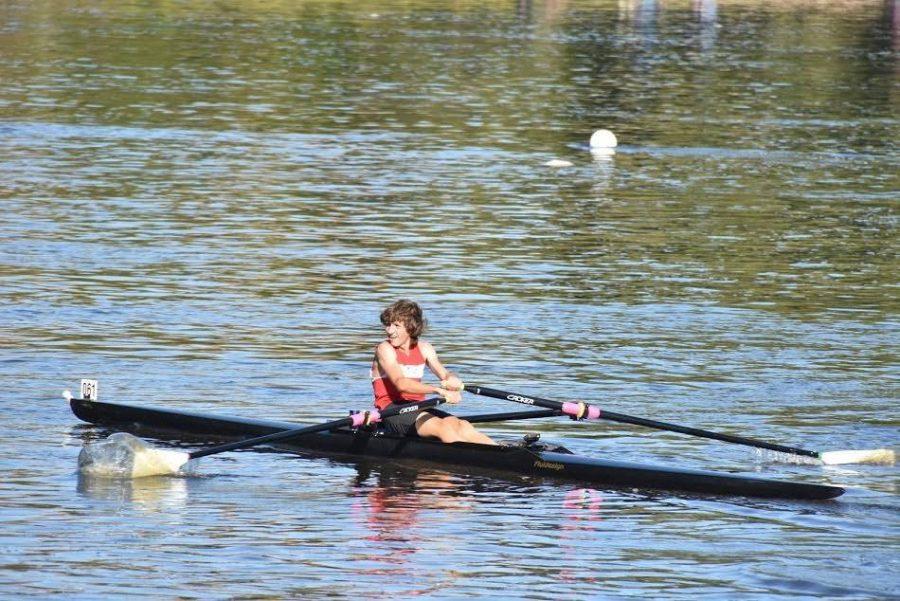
[380,407,451,437]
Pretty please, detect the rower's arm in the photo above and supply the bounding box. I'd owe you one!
[420,341,463,392]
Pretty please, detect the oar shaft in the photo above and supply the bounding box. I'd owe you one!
[464,384,821,459]
[463,409,561,424]
[189,397,444,460]
[188,416,351,459]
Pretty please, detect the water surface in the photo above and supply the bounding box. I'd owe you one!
[1,0,898,598]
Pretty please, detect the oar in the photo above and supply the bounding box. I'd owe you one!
[73,392,445,478]
[462,384,894,466]
[463,408,561,424]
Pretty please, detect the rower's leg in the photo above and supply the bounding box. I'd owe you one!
[416,415,497,445]
[415,415,460,442]
[457,419,497,445]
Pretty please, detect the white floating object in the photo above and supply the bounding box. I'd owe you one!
[78,432,190,478]
[590,129,618,149]
[545,159,574,168]
[819,448,895,466]
[590,147,616,159]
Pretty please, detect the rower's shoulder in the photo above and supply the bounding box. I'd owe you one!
[416,339,437,356]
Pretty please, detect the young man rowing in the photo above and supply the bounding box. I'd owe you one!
[371,300,496,445]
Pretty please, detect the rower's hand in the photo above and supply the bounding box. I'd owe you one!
[441,375,463,392]
[439,389,462,404]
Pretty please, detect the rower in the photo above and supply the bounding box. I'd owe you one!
[371,300,497,445]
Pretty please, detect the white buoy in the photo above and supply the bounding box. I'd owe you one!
[590,147,616,160]
[545,159,574,168]
[589,129,618,149]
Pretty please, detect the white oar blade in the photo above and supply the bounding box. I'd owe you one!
[78,432,190,478]
[129,448,191,478]
[819,448,896,466]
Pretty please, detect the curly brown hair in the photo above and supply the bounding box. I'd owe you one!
[380,299,427,340]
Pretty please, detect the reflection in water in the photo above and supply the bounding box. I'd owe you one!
[891,0,900,51]
[694,0,718,51]
[3,0,898,598]
[348,465,613,588]
[694,0,717,22]
[563,487,605,514]
[558,488,605,584]
[590,148,616,193]
[621,0,660,38]
[348,463,472,587]
[518,0,571,25]
[77,473,190,514]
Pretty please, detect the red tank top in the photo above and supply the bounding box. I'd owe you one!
[372,343,426,410]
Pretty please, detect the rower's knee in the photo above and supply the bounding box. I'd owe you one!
[443,416,463,439]
[449,418,479,442]
[443,417,473,443]
[421,416,480,444]
[458,419,476,435]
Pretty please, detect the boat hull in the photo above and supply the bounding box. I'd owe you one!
[70,398,844,500]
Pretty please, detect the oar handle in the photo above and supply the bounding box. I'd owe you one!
[464,384,820,459]
[188,397,445,460]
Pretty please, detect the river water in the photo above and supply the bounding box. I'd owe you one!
[2,0,898,598]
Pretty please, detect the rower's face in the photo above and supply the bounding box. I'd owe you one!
[385,321,411,347]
